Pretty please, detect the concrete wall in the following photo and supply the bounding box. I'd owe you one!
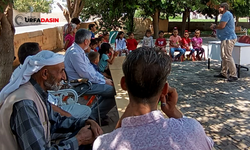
[13,9,41,27]
[13,26,64,66]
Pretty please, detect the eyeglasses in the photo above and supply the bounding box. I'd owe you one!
[219,6,224,8]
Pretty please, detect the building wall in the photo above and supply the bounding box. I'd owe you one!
[13,26,64,66]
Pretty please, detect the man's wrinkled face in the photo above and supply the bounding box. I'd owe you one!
[44,63,66,91]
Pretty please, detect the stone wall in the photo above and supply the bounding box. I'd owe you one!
[13,26,64,66]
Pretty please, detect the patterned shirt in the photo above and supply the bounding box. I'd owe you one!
[169,35,182,48]
[191,37,203,49]
[142,36,154,48]
[10,78,86,150]
[65,34,75,50]
[93,110,214,150]
[155,38,166,47]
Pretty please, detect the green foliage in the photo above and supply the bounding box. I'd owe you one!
[14,0,52,13]
[81,0,138,32]
[0,0,13,13]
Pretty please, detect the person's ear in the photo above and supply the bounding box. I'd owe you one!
[84,39,89,46]
[41,69,49,80]
[161,83,169,96]
[120,76,127,91]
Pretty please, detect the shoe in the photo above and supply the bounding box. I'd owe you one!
[228,76,238,82]
[214,73,227,78]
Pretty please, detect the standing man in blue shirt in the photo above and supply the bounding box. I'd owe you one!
[210,3,238,82]
[89,24,96,39]
[64,29,116,125]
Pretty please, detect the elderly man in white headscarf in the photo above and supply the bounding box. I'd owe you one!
[0,50,102,150]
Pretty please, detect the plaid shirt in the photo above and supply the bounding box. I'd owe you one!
[10,79,86,150]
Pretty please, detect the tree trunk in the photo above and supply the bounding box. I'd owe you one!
[181,9,188,35]
[152,9,159,39]
[215,15,218,24]
[128,10,135,33]
[0,4,15,90]
[187,11,190,32]
[235,16,239,27]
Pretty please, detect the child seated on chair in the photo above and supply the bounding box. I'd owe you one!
[88,51,100,72]
[181,30,195,61]
[192,29,205,60]
[142,29,154,48]
[98,43,118,78]
[89,51,112,79]
[169,27,186,61]
[90,39,98,52]
[126,32,138,52]
[115,31,128,56]
[155,30,167,52]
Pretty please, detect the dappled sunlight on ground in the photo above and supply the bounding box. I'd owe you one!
[169,60,250,149]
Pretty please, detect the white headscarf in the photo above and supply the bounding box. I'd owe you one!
[0,50,64,104]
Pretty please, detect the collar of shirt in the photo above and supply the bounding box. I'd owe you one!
[72,42,85,54]
[29,78,48,103]
[121,110,164,127]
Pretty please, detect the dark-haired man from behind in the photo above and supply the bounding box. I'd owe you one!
[11,42,41,81]
[93,47,214,150]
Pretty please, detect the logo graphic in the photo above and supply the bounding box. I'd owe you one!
[15,14,25,26]
[15,14,59,26]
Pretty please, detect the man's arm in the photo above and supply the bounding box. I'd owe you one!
[69,52,105,84]
[51,104,72,117]
[10,100,79,150]
[211,22,227,30]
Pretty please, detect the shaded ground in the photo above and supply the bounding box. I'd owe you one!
[169,60,250,150]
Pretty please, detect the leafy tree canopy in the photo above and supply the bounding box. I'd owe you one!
[14,0,52,13]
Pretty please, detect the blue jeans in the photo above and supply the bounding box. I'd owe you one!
[170,47,185,58]
[183,48,195,55]
[74,83,116,120]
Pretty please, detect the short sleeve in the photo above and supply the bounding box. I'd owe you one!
[155,39,158,45]
[178,36,182,41]
[220,12,230,23]
[169,36,173,41]
[103,54,109,61]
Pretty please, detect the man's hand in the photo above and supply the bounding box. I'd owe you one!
[76,125,95,146]
[86,119,103,138]
[160,86,183,119]
[105,79,113,86]
[210,23,216,30]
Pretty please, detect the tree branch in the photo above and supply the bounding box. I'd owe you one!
[72,0,80,18]
[5,4,15,34]
[67,0,73,16]
[77,0,85,16]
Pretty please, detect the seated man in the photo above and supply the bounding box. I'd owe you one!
[64,29,116,124]
[0,50,102,149]
[93,48,214,150]
[12,42,91,119]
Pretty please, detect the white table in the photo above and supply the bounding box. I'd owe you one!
[207,41,250,77]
